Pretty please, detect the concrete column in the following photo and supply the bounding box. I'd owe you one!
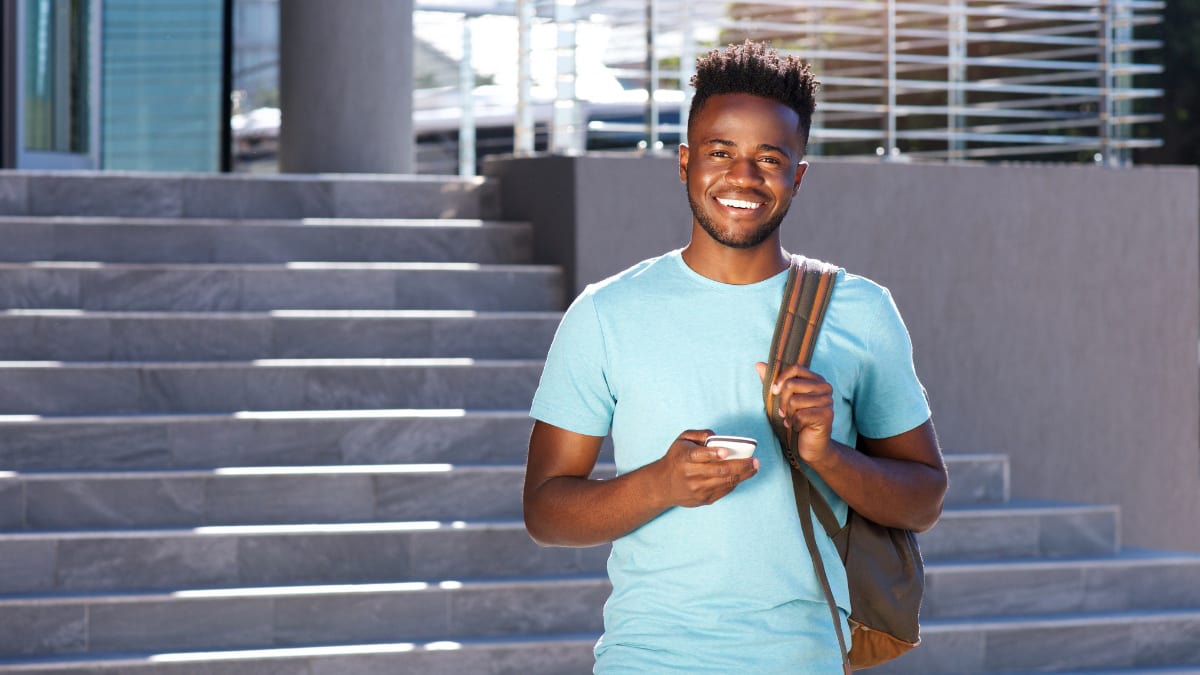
[279,0,414,174]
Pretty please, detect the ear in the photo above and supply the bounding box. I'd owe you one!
[678,144,690,183]
[792,160,808,194]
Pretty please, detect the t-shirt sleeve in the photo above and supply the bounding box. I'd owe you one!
[854,287,931,440]
[529,289,615,437]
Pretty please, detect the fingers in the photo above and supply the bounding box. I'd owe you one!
[664,430,759,508]
[675,429,722,462]
[765,363,826,395]
[679,457,757,506]
[762,364,834,440]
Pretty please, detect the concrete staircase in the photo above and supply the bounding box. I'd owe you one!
[0,171,1197,674]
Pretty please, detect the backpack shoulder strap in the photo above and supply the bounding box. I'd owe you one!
[764,254,839,469]
[764,253,849,674]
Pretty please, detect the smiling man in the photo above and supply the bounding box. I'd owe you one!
[523,41,947,673]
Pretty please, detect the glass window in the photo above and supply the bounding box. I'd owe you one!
[101,0,224,171]
[23,0,90,154]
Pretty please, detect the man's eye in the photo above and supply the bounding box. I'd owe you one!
[760,156,781,165]
[710,151,730,158]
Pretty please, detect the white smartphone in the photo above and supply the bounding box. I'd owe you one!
[705,435,757,460]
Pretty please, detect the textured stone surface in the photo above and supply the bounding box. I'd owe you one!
[88,598,274,652]
[0,419,172,471]
[0,175,30,215]
[0,267,80,309]
[0,264,562,312]
[51,536,239,593]
[919,504,1119,561]
[180,177,333,219]
[29,175,183,218]
[235,531,414,586]
[273,589,451,645]
[0,413,535,470]
[0,219,52,261]
[23,477,205,529]
[0,361,543,415]
[943,454,1008,506]
[0,604,87,656]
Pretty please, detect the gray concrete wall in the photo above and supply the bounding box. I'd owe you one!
[486,154,1200,553]
[278,0,414,173]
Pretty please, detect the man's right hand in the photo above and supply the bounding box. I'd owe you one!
[657,429,759,508]
[524,422,760,547]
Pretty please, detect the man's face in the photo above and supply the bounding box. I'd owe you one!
[679,93,807,250]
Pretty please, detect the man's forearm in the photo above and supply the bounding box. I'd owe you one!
[804,419,946,532]
[524,466,671,547]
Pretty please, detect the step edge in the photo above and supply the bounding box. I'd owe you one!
[0,632,601,670]
[0,574,612,606]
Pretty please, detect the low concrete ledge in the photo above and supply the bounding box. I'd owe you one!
[486,153,1200,554]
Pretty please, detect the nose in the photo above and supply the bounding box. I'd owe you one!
[725,157,764,187]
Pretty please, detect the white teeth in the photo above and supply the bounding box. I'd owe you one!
[717,198,762,209]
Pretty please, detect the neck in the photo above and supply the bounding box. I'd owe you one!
[680,232,790,285]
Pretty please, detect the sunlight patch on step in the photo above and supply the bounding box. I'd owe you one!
[249,358,476,367]
[299,218,485,228]
[150,643,420,661]
[268,309,479,318]
[213,464,454,475]
[0,361,63,368]
[2,308,84,316]
[284,261,482,271]
[0,415,42,423]
[191,521,444,535]
[29,260,104,268]
[233,408,467,420]
[174,579,465,599]
[176,581,430,598]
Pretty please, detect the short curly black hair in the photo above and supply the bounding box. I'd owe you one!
[689,41,819,147]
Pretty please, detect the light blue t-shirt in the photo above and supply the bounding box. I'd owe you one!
[530,249,931,673]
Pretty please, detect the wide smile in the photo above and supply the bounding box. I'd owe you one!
[714,195,767,214]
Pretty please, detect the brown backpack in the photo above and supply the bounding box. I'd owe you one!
[763,255,924,672]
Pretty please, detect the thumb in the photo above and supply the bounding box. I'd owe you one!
[754,362,768,382]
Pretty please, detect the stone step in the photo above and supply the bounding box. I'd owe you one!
[926,501,1119,560]
[875,609,1200,674]
[0,521,611,595]
[944,452,1007,506]
[0,576,611,659]
[922,549,1200,619]
[1003,662,1200,667]
[0,262,563,312]
[0,359,543,415]
[0,505,1117,595]
[0,464,599,529]
[0,216,532,265]
[0,310,560,361]
[3,550,1199,661]
[0,454,1003,530]
[0,171,501,220]
[0,634,600,674]
[0,608,1196,674]
[0,410,538,471]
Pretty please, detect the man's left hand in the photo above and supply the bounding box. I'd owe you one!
[755,361,836,467]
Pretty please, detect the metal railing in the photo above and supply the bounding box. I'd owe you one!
[415,0,1162,172]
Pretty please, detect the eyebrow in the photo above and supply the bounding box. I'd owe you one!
[705,138,792,158]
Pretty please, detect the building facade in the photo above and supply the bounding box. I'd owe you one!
[1,0,229,171]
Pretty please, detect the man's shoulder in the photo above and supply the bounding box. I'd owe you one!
[579,250,681,300]
[832,267,888,297]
